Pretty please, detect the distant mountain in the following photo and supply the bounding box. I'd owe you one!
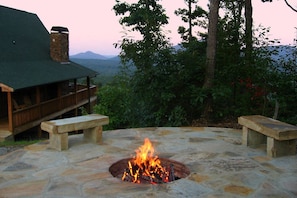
[70,57,121,76]
[265,45,296,62]
[70,51,117,60]
[173,44,183,51]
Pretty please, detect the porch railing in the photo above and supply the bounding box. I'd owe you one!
[12,85,97,133]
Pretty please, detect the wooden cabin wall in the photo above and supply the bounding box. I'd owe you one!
[40,84,58,102]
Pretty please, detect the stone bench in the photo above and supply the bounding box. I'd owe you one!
[238,115,297,157]
[41,114,109,151]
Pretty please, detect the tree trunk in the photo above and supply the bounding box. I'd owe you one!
[188,0,192,39]
[245,0,253,65]
[201,0,220,120]
[203,0,220,89]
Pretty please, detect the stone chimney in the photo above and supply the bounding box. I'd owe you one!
[50,26,69,62]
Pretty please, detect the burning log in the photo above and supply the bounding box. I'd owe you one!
[122,160,177,184]
[109,138,190,184]
[120,138,180,184]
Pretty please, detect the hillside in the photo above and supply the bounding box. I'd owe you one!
[71,58,121,76]
[70,52,121,84]
[70,46,296,84]
[267,45,296,62]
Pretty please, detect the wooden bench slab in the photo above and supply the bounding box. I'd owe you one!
[238,115,297,141]
[41,114,109,151]
[238,115,297,157]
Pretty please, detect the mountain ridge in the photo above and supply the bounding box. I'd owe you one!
[70,51,117,60]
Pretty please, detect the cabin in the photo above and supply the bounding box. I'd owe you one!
[0,6,98,141]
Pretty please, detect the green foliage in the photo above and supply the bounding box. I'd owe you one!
[93,77,131,130]
[174,0,208,41]
[127,48,189,127]
[266,49,297,124]
[95,0,297,130]
[113,0,170,71]
[94,40,209,129]
[79,106,88,115]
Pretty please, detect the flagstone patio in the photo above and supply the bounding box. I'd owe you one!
[0,127,296,197]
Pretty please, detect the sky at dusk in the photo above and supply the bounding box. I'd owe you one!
[0,0,296,55]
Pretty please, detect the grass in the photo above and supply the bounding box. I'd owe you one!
[0,139,40,147]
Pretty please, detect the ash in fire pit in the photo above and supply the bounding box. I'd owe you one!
[109,138,190,184]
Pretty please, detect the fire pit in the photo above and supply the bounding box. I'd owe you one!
[109,138,190,184]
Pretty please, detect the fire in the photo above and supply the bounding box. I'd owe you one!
[122,138,174,184]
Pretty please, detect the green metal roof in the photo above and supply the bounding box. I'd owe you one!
[0,5,97,91]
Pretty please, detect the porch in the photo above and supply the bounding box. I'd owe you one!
[0,85,97,141]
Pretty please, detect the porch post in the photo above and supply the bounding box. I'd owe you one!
[87,76,91,114]
[6,92,14,134]
[36,86,42,138]
[74,79,78,116]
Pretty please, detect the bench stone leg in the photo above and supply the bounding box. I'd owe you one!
[84,126,103,144]
[242,126,266,147]
[49,133,68,151]
[267,137,296,157]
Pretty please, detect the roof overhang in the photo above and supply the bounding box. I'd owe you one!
[0,83,14,92]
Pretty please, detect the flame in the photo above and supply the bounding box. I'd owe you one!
[122,138,171,184]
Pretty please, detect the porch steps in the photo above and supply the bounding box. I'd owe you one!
[0,130,13,142]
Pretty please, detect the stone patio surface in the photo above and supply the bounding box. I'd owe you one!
[0,127,296,197]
